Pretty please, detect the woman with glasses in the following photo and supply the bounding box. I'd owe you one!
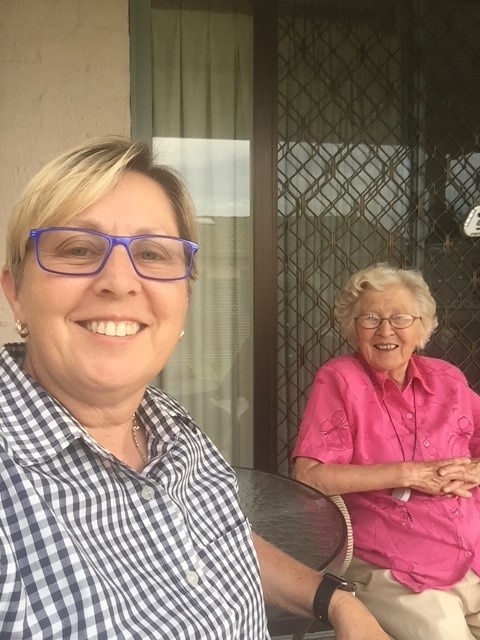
[293,263,480,640]
[0,137,388,640]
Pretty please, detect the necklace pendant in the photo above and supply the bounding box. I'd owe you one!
[391,487,411,501]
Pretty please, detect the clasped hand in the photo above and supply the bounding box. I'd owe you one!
[408,458,480,498]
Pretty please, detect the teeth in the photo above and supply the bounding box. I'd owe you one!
[85,321,141,336]
[375,344,397,350]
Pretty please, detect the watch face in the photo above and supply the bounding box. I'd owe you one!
[324,572,356,592]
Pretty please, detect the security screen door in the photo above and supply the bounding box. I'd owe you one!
[276,0,480,473]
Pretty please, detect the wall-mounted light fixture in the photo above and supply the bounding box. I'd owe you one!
[462,205,480,237]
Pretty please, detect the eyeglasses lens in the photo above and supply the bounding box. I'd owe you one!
[37,230,107,274]
[129,237,191,279]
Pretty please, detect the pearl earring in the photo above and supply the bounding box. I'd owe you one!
[179,329,185,338]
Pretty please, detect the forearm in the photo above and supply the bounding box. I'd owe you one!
[252,532,320,617]
[293,456,479,498]
[252,533,388,639]
[292,457,407,496]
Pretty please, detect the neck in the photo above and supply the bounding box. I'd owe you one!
[48,398,147,471]
[388,372,407,389]
[84,414,147,472]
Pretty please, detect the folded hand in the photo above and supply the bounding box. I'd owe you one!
[408,458,480,497]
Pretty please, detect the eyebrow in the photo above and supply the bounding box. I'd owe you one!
[63,222,168,236]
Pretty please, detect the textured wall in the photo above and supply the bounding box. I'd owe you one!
[0,0,130,344]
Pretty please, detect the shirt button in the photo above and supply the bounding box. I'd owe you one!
[451,508,459,516]
[423,439,431,448]
[186,570,199,586]
[465,551,473,558]
[141,486,155,501]
[406,413,413,419]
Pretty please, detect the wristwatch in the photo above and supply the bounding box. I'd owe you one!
[313,572,356,624]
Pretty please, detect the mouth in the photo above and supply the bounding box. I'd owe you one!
[80,320,143,337]
[374,344,398,351]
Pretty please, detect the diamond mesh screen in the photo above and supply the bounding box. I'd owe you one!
[277,0,480,473]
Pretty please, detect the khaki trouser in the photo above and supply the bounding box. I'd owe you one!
[344,556,480,640]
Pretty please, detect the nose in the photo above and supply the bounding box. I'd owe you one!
[92,245,141,296]
[375,318,394,335]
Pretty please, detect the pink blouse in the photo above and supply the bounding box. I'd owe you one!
[292,353,480,592]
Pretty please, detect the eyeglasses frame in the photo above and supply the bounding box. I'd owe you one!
[29,227,199,282]
[354,314,421,329]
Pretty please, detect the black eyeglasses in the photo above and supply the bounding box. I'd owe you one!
[29,227,199,281]
[355,314,421,329]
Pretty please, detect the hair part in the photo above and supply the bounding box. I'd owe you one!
[5,136,198,285]
[334,263,438,349]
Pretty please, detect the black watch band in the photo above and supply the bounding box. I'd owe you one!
[313,573,356,624]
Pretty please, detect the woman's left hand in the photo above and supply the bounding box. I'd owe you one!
[436,458,480,497]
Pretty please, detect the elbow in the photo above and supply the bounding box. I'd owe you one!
[291,464,305,484]
[292,459,333,496]
[292,459,317,486]
[291,459,305,483]
[291,462,298,480]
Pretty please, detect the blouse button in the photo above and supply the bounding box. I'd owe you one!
[141,485,155,501]
[186,570,199,586]
[423,439,431,448]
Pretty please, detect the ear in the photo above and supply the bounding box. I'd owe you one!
[1,267,23,321]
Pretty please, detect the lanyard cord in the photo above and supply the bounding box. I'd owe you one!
[382,382,418,462]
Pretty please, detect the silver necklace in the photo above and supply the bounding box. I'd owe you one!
[132,414,147,464]
[383,384,418,502]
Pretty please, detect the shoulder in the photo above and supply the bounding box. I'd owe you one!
[306,355,373,405]
[314,353,366,383]
[146,384,192,416]
[144,385,232,465]
[144,385,199,436]
[413,354,468,383]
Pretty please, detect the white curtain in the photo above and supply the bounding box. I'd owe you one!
[151,2,254,465]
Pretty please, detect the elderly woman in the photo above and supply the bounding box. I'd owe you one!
[292,263,480,640]
[0,138,387,640]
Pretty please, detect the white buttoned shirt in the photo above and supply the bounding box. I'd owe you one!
[0,343,268,639]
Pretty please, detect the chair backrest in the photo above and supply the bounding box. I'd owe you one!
[322,494,353,575]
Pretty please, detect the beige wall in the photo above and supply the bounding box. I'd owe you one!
[0,0,131,344]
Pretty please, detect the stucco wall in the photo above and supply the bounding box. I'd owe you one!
[0,0,131,344]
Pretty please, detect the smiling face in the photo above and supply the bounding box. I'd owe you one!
[354,285,424,387]
[1,171,189,409]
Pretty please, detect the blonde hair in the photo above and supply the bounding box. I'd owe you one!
[335,263,438,349]
[5,136,198,284]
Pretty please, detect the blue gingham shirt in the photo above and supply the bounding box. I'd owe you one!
[0,343,268,639]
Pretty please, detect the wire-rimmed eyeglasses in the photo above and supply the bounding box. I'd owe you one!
[355,314,421,329]
[29,227,199,281]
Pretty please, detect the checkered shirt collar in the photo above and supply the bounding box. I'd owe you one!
[0,342,192,465]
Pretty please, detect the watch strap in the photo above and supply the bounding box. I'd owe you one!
[312,573,356,624]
